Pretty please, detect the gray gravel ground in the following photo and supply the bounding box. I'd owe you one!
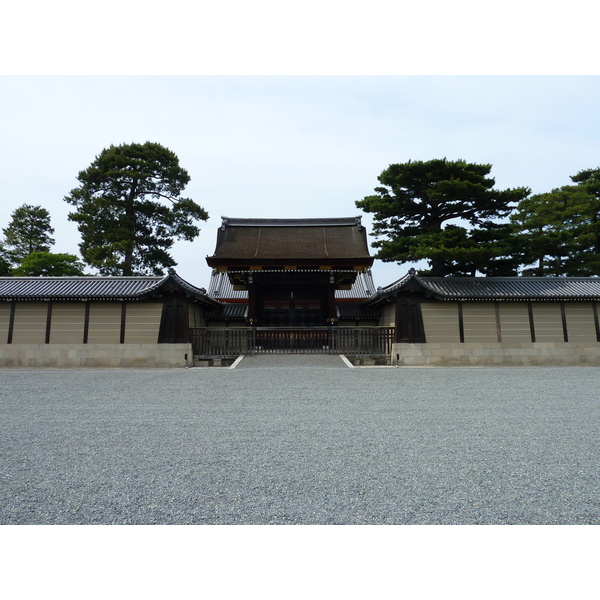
[1,358,599,524]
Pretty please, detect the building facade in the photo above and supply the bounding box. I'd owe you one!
[1,216,599,367]
[205,217,376,326]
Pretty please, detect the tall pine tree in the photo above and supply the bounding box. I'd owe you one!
[65,142,208,276]
[510,185,599,276]
[2,204,55,265]
[356,158,529,276]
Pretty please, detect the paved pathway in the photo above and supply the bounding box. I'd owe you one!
[234,353,350,369]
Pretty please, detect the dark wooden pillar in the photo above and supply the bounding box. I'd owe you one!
[7,301,16,344]
[247,276,257,325]
[45,302,53,344]
[120,302,127,344]
[83,301,91,344]
[527,302,536,342]
[458,303,465,343]
[326,275,337,324]
[560,301,568,342]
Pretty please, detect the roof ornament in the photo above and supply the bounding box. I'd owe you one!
[409,268,416,276]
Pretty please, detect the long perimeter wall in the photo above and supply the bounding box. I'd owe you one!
[0,301,191,368]
[393,300,600,366]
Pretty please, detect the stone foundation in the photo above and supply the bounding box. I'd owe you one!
[0,344,193,368]
[392,342,600,366]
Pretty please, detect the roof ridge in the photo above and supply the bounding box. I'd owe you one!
[220,216,362,228]
[0,275,162,281]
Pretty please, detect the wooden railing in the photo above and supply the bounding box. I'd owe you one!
[189,327,395,358]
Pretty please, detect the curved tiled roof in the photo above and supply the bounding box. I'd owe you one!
[370,270,600,302]
[220,217,363,228]
[207,216,373,264]
[0,269,219,304]
[205,303,248,320]
[420,276,600,300]
[207,269,377,301]
[0,275,163,300]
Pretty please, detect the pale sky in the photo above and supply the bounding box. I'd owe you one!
[2,2,599,289]
[1,75,599,286]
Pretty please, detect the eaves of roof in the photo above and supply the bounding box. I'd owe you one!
[0,269,221,306]
[367,270,600,303]
[220,216,364,228]
[207,269,377,301]
[205,303,248,320]
[0,275,163,301]
[207,216,373,266]
[337,303,380,320]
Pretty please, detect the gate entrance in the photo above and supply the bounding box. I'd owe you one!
[260,290,323,327]
[189,327,395,358]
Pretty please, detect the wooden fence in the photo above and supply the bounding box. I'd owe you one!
[189,327,395,358]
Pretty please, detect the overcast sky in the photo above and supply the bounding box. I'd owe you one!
[1,75,599,286]
[2,2,599,288]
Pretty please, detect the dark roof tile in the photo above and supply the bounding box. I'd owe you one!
[207,270,377,301]
[0,276,163,300]
[208,216,372,263]
[0,269,218,304]
[371,272,600,302]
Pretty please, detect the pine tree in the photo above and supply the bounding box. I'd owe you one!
[356,158,529,276]
[65,142,208,276]
[2,204,55,265]
[510,185,599,276]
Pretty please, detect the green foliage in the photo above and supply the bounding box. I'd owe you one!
[2,204,55,264]
[570,167,600,268]
[356,158,530,276]
[64,142,209,276]
[12,252,86,276]
[0,242,12,276]
[510,185,599,276]
[571,167,600,198]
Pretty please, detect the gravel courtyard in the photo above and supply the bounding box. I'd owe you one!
[1,357,599,524]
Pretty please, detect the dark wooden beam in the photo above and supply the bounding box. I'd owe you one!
[83,301,90,344]
[120,302,127,344]
[7,301,15,344]
[560,302,568,343]
[527,302,536,343]
[45,302,53,344]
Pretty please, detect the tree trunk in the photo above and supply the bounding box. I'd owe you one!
[123,181,137,276]
[430,256,446,277]
[536,257,544,277]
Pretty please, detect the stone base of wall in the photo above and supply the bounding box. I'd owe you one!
[392,342,600,366]
[0,344,193,368]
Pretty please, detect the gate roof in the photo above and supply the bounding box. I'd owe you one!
[206,216,373,269]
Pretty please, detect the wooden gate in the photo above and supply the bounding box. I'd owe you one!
[189,327,395,358]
